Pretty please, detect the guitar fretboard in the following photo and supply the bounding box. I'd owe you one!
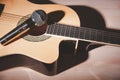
[46,23,120,46]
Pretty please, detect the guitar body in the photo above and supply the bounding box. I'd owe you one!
[0,0,80,63]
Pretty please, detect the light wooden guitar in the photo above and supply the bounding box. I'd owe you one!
[0,0,80,64]
[0,0,120,64]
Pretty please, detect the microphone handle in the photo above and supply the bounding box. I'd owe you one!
[0,18,35,46]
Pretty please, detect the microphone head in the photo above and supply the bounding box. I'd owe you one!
[31,10,47,26]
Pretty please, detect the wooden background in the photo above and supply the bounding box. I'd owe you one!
[0,0,120,80]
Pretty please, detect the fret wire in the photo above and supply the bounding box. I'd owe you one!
[46,25,51,34]
[51,24,57,34]
[102,30,110,43]
[59,24,63,35]
[83,27,86,39]
[102,30,108,42]
[57,24,62,35]
[79,27,85,39]
[69,25,73,37]
[64,24,68,36]
[77,27,80,39]
[59,25,62,35]
[65,25,70,37]
[49,25,52,34]
[90,29,96,41]
[54,24,57,34]
[82,27,89,39]
[53,24,57,34]
[68,26,71,37]
[49,24,54,34]
[97,30,103,41]
[74,27,79,38]
[84,28,90,40]
[67,26,71,37]
[72,27,75,37]
[95,29,100,41]
[94,29,100,41]
[60,24,64,35]
[101,31,104,41]
[69,26,74,37]
[57,24,60,35]
[85,28,102,42]
[84,28,86,39]
[60,24,66,36]
[89,28,91,40]
[52,24,57,34]
[56,24,62,35]
[95,29,98,41]
[69,26,73,37]
[52,24,56,34]
[56,24,59,34]
[64,24,67,36]
[73,27,76,37]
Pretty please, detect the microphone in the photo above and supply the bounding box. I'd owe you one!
[0,10,47,45]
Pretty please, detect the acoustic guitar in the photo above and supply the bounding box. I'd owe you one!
[0,0,120,65]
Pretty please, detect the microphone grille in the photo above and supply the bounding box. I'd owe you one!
[31,10,47,26]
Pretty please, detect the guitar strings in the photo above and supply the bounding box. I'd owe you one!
[49,24,120,44]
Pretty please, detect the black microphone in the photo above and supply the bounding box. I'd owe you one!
[0,10,47,45]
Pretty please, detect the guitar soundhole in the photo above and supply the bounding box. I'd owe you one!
[17,14,51,42]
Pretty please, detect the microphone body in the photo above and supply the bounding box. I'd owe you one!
[0,18,35,45]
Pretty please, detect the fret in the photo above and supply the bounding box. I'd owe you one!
[69,26,75,37]
[51,24,56,34]
[64,25,68,36]
[88,28,92,40]
[73,27,76,37]
[67,26,72,37]
[90,29,97,41]
[55,25,61,35]
[60,24,66,36]
[64,25,67,36]
[69,26,73,37]
[96,30,103,41]
[77,28,80,39]
[64,25,70,37]
[69,26,72,37]
[79,27,85,39]
[74,27,79,38]
[52,24,59,35]
[84,28,90,40]
[102,31,110,43]
[83,28,86,39]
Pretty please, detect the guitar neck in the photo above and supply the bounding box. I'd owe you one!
[46,23,120,46]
